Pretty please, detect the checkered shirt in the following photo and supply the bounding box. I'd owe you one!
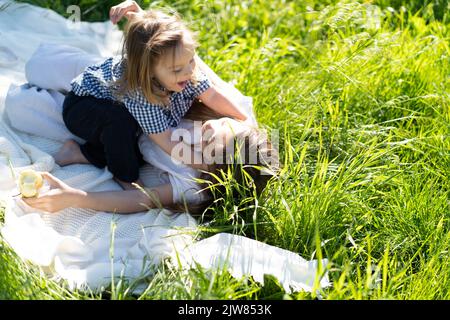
[70,56,211,134]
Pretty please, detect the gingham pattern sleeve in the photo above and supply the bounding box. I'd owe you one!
[124,94,169,135]
[70,56,123,99]
[184,70,211,100]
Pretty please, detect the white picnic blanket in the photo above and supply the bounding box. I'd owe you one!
[0,0,329,294]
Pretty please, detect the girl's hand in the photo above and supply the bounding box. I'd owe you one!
[109,1,144,24]
[22,172,86,213]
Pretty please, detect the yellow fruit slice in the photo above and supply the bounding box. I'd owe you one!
[18,169,43,198]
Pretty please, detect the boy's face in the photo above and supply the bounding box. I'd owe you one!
[200,118,249,164]
[153,41,196,93]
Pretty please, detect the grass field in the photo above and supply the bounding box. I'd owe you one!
[0,0,449,300]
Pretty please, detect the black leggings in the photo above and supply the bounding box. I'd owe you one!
[62,91,144,182]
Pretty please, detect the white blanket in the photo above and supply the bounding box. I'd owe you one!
[0,0,329,294]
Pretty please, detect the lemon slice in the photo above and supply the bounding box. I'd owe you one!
[18,169,43,198]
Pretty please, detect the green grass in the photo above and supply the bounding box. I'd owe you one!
[1,0,449,300]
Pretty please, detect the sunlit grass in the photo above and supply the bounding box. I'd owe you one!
[1,0,449,300]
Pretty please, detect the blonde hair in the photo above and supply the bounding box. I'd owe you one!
[115,10,198,105]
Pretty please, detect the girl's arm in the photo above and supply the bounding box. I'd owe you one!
[23,172,174,214]
[110,1,144,24]
[198,85,248,121]
[78,184,173,213]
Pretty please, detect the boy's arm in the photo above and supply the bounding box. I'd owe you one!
[22,172,174,214]
[198,85,248,121]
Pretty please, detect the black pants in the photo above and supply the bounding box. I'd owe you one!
[62,91,144,183]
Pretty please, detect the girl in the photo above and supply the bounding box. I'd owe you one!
[56,3,248,190]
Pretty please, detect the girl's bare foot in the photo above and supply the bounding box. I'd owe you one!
[54,140,90,166]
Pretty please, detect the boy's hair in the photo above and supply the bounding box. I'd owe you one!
[115,10,198,105]
[203,127,279,191]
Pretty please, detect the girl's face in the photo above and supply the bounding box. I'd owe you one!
[153,41,196,92]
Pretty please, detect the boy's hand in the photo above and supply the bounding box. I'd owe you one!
[110,1,144,24]
[22,172,85,213]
